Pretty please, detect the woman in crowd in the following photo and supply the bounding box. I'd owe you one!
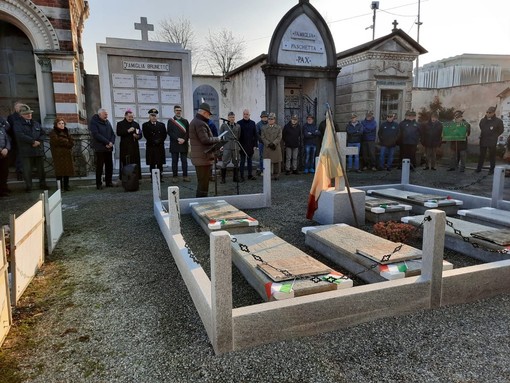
[49,118,75,191]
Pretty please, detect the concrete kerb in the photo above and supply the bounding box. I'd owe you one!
[153,168,510,354]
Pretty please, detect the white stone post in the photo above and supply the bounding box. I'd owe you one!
[401,159,410,185]
[263,158,271,207]
[418,209,445,308]
[335,132,358,191]
[152,169,161,202]
[491,166,506,208]
[210,231,233,354]
[168,186,180,235]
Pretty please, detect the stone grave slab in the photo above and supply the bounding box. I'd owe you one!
[457,207,510,230]
[469,229,510,246]
[365,196,412,223]
[302,224,453,283]
[230,232,353,301]
[190,200,259,235]
[402,215,510,263]
[367,188,463,215]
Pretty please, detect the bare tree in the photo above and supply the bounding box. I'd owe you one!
[157,17,195,50]
[204,29,245,78]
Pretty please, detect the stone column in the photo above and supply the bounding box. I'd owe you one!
[36,57,56,126]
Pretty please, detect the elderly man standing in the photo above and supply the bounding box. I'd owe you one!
[89,108,115,189]
[261,112,282,181]
[476,106,504,175]
[189,103,222,197]
[13,104,48,192]
[237,109,258,181]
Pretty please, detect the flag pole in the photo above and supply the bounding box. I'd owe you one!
[325,104,359,227]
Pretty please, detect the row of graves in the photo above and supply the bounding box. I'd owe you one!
[152,149,510,354]
[0,187,64,347]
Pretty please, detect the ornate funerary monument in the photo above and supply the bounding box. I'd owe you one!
[263,0,339,123]
[97,18,192,168]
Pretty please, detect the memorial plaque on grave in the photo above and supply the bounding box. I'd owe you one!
[365,198,399,208]
[257,255,331,282]
[470,229,510,246]
[356,242,422,264]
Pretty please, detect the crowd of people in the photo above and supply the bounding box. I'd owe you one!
[0,102,507,199]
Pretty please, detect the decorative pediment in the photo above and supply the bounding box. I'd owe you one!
[375,38,412,54]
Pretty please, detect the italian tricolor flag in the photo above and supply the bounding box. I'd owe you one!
[379,263,408,274]
[265,282,293,300]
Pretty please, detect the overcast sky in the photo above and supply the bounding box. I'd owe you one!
[82,0,510,75]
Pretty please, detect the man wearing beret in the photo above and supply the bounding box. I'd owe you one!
[476,106,504,175]
[143,108,167,182]
[189,103,222,197]
[14,104,48,191]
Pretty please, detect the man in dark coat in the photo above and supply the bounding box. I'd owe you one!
[7,101,23,180]
[189,103,221,197]
[142,108,167,182]
[116,109,142,180]
[282,114,302,175]
[398,110,420,170]
[89,108,115,189]
[476,106,504,175]
[13,104,47,192]
[237,109,258,181]
[167,105,190,182]
[419,112,443,170]
[378,113,400,171]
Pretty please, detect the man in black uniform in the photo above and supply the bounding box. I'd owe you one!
[142,108,167,182]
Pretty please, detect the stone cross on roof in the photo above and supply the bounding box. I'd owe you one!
[134,17,154,41]
[392,20,399,32]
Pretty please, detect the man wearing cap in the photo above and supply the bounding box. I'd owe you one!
[143,108,167,182]
[189,103,222,197]
[398,110,420,171]
[361,111,378,171]
[219,112,241,184]
[378,113,400,171]
[282,114,302,175]
[447,110,471,172]
[476,106,504,175]
[345,113,363,172]
[261,113,282,180]
[89,108,115,189]
[255,111,269,175]
[302,115,320,174]
[167,105,190,182]
[237,109,258,181]
[13,104,48,191]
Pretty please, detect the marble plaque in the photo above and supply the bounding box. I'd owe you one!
[138,105,156,117]
[161,105,174,119]
[136,75,158,89]
[114,104,136,118]
[112,73,134,88]
[161,91,181,104]
[113,89,136,103]
[137,89,159,104]
[160,76,181,89]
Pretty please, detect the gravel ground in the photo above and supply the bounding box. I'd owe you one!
[1,162,509,383]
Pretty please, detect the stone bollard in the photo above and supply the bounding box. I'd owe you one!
[418,209,446,308]
[168,186,180,235]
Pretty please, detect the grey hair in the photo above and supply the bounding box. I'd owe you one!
[97,108,107,114]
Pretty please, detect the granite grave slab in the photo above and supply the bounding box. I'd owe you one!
[402,215,510,262]
[457,207,510,229]
[302,224,453,283]
[365,196,412,223]
[190,200,259,235]
[367,188,463,215]
[230,231,353,301]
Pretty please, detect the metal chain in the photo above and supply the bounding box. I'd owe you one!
[445,218,509,254]
[432,174,488,191]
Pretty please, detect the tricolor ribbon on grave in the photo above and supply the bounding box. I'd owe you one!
[208,217,258,229]
[379,262,408,275]
[320,270,348,284]
[306,109,343,219]
[265,281,293,300]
